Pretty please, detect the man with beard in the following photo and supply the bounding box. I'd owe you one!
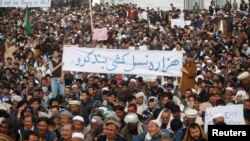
[121,113,147,141]
[244,99,250,125]
[68,100,83,116]
[97,118,126,141]
[212,113,226,125]
[183,123,208,141]
[237,71,250,92]
[72,115,90,136]
[59,124,73,141]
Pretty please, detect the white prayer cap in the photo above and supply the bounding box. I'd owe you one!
[186,40,191,43]
[121,35,127,38]
[214,69,221,75]
[72,84,78,88]
[148,96,158,102]
[91,116,102,123]
[237,71,249,80]
[98,107,108,113]
[124,113,139,124]
[72,132,84,140]
[236,90,248,99]
[149,119,161,127]
[185,109,198,118]
[204,40,208,43]
[225,87,233,92]
[204,56,210,59]
[73,116,84,123]
[69,100,81,106]
[12,95,22,102]
[130,79,136,83]
[195,75,204,83]
[236,90,245,96]
[243,44,248,47]
[196,64,201,67]
[102,87,109,92]
[213,113,224,119]
[206,59,212,63]
[91,119,97,122]
[135,92,144,98]
[191,88,197,94]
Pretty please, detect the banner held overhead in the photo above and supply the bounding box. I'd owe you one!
[0,0,51,7]
[62,47,183,76]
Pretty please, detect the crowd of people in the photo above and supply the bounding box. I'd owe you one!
[0,0,250,141]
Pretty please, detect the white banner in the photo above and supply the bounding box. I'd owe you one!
[0,0,51,7]
[204,105,245,132]
[62,47,183,76]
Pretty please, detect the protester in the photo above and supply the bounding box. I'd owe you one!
[121,113,147,141]
[0,0,249,141]
[132,119,161,141]
[179,52,197,96]
[59,124,73,141]
[97,117,126,141]
[72,132,84,141]
[183,123,208,141]
[23,130,39,141]
[212,113,226,125]
[36,117,57,141]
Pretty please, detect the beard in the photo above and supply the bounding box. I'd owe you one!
[128,126,138,134]
[193,137,206,141]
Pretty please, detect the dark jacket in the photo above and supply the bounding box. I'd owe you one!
[80,100,93,124]
[121,123,148,141]
[132,132,160,141]
[38,131,57,141]
[97,135,126,141]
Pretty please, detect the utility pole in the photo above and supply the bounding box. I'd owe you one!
[89,0,94,33]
